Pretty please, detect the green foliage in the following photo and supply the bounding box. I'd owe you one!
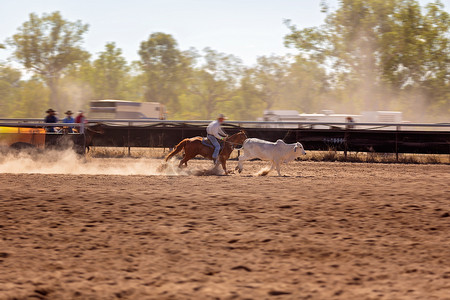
[233,55,329,116]
[2,3,448,121]
[92,42,130,100]
[122,64,146,102]
[284,0,449,118]
[185,48,244,119]
[282,56,330,113]
[228,69,266,120]
[11,78,49,118]
[138,32,188,114]
[8,11,89,111]
[57,43,132,113]
[59,67,94,114]
[0,66,22,117]
[245,55,291,110]
[0,65,49,118]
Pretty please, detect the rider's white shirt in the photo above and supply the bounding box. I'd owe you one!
[206,120,227,139]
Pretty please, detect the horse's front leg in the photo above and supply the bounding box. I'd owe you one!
[220,159,229,175]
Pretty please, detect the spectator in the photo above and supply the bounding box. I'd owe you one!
[44,108,58,132]
[346,116,355,129]
[75,110,87,133]
[62,110,75,133]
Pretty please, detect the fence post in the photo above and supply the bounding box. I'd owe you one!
[395,126,399,162]
[128,121,131,157]
[344,131,349,160]
[81,132,86,155]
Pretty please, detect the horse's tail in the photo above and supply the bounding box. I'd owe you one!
[165,139,188,161]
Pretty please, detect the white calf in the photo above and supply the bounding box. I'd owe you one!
[236,138,306,176]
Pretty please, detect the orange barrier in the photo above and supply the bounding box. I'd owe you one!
[0,127,46,149]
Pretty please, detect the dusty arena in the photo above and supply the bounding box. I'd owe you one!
[0,150,449,299]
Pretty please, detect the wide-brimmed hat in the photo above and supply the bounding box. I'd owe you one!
[218,113,228,120]
[65,110,73,115]
[46,108,56,113]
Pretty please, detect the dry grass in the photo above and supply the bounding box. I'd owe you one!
[86,146,449,164]
[87,147,168,159]
[305,149,449,164]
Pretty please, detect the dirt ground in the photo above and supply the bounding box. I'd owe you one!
[0,158,449,300]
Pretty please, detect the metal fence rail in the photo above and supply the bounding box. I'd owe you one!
[1,119,449,156]
[1,118,450,130]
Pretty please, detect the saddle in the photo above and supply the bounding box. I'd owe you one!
[201,137,224,149]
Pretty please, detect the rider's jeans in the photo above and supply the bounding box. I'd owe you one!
[207,134,220,159]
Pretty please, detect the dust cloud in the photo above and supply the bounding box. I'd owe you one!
[0,149,196,176]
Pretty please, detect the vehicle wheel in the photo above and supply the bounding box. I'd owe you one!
[10,142,36,150]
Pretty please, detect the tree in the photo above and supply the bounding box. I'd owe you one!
[186,48,243,119]
[60,50,142,113]
[0,66,22,117]
[58,60,95,113]
[138,32,188,114]
[284,0,449,119]
[244,55,291,110]
[11,78,49,118]
[283,56,329,113]
[0,65,49,118]
[8,11,89,112]
[91,42,130,99]
[121,61,147,102]
[229,68,266,120]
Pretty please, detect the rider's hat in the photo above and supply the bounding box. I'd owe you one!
[218,113,228,120]
[46,108,56,113]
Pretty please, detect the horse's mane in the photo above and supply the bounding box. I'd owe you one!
[227,130,246,139]
[224,130,247,146]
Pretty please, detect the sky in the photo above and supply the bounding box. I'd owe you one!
[0,0,448,67]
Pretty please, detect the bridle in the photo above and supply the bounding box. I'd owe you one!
[217,131,247,159]
[223,132,247,149]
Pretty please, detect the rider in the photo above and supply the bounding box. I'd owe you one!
[206,113,228,164]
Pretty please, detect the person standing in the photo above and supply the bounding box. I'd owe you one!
[346,116,355,129]
[75,110,87,133]
[62,110,75,133]
[44,108,58,132]
[206,114,228,164]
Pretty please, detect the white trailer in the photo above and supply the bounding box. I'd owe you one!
[259,110,403,129]
[89,100,166,120]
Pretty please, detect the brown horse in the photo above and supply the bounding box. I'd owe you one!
[70,123,105,154]
[84,123,105,152]
[165,130,247,173]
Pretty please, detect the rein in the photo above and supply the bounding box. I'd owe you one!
[223,139,242,147]
[223,133,246,148]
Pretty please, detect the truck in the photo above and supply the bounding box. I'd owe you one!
[89,100,166,120]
